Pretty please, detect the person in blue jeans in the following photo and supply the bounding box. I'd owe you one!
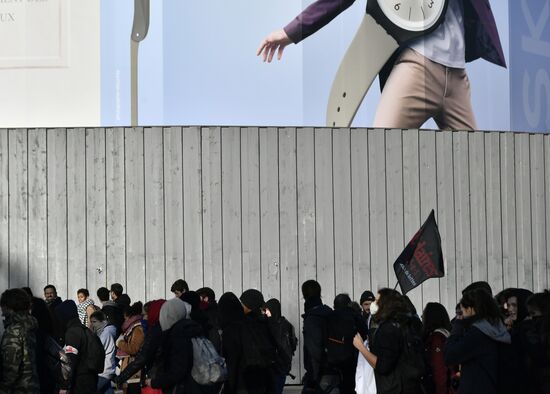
[90,310,117,394]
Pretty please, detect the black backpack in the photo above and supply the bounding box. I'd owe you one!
[397,318,426,387]
[241,317,277,370]
[269,317,298,373]
[325,310,357,368]
[82,326,106,374]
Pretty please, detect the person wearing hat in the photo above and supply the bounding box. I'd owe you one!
[238,289,277,393]
[360,290,376,331]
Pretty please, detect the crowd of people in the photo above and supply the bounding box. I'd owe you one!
[0,278,548,394]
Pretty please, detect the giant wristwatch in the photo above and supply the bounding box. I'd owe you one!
[327,0,449,127]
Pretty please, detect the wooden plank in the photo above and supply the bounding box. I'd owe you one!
[201,127,224,297]
[500,132,518,288]
[240,127,261,291]
[183,127,204,290]
[485,132,503,293]
[530,134,547,291]
[469,132,488,283]
[385,129,405,299]
[260,127,280,301]
[86,128,107,298]
[351,129,372,302]
[368,129,388,291]
[163,127,184,293]
[333,128,353,296]
[0,129,8,293]
[515,134,533,290]
[436,131,456,311]
[221,127,242,295]
[419,130,439,307]
[125,127,146,303]
[278,127,300,382]
[28,129,48,295]
[47,129,68,298]
[315,128,335,305]
[144,127,165,300]
[296,127,316,376]
[8,129,28,288]
[105,128,127,289]
[453,132,472,297]
[402,129,422,311]
[67,129,87,301]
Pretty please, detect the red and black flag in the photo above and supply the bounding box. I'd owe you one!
[393,210,444,294]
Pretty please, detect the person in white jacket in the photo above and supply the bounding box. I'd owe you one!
[90,310,118,394]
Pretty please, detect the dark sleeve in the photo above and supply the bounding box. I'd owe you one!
[303,314,325,382]
[0,327,24,390]
[61,327,85,390]
[222,325,242,392]
[151,332,193,389]
[372,323,402,375]
[283,0,356,43]
[444,326,486,366]
[115,327,161,384]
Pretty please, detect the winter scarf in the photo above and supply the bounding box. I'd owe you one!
[77,298,94,326]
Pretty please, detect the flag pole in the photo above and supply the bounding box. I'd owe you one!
[131,0,150,127]
[393,282,399,291]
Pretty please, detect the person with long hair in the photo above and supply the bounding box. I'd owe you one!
[353,288,424,394]
[422,302,455,394]
[444,288,512,394]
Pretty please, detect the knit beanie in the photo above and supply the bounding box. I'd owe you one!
[360,291,375,304]
[240,289,265,311]
[159,298,191,332]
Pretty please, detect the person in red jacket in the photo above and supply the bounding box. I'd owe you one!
[422,302,456,394]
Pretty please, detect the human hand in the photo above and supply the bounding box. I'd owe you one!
[59,390,68,394]
[257,29,292,62]
[353,333,365,350]
[144,378,152,387]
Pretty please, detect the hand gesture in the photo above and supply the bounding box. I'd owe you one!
[257,29,292,62]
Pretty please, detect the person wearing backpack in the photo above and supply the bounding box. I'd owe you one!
[238,289,277,394]
[353,288,424,394]
[265,298,298,393]
[421,302,455,394]
[54,299,105,394]
[300,280,335,394]
[444,288,512,394]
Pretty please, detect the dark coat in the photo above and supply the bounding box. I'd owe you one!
[302,302,333,388]
[101,301,125,336]
[444,318,511,394]
[62,318,98,394]
[151,318,203,394]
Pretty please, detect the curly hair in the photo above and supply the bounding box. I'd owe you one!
[374,288,409,323]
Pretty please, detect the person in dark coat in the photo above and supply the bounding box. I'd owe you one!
[301,280,335,394]
[218,292,245,394]
[238,289,277,394]
[110,283,131,308]
[44,284,62,310]
[360,290,376,331]
[144,298,202,394]
[30,297,57,394]
[265,298,298,393]
[197,287,222,352]
[444,288,512,394]
[55,299,99,394]
[353,288,423,394]
[97,286,124,335]
[114,299,166,387]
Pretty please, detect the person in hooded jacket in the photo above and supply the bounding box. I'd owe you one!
[143,298,202,394]
[114,299,166,388]
[218,292,245,394]
[116,302,145,394]
[97,287,124,336]
[300,280,335,394]
[444,287,512,394]
[353,288,424,394]
[55,299,100,394]
[265,298,298,394]
[0,289,40,393]
[90,310,117,394]
[197,287,222,353]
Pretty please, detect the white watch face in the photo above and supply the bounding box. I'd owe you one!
[378,0,447,32]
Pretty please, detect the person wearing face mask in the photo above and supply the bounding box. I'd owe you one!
[0,288,40,393]
[89,310,117,394]
[444,288,513,394]
[353,288,424,394]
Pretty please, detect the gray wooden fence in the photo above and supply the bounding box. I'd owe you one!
[1,126,549,380]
